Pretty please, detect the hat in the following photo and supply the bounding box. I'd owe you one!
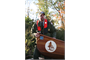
[40,11,45,15]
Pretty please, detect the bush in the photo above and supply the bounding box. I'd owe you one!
[25,17,35,59]
[56,28,65,41]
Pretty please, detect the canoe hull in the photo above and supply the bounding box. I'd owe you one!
[37,34,65,59]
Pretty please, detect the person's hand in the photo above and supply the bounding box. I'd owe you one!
[34,32,40,38]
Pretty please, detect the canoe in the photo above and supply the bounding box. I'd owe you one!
[37,34,65,59]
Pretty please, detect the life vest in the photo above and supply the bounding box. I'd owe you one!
[37,19,48,31]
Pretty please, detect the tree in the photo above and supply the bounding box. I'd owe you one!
[25,17,35,59]
[48,0,65,30]
[35,0,50,16]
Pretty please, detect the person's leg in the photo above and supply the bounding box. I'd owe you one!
[33,46,41,59]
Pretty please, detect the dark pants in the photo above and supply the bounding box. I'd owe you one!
[33,46,50,59]
[33,46,41,59]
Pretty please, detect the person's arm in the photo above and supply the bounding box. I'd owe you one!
[31,23,40,38]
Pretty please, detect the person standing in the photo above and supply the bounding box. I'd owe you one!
[31,11,56,59]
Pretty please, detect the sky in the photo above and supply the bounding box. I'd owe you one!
[25,0,38,19]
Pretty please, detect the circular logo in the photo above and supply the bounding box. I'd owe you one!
[45,40,57,52]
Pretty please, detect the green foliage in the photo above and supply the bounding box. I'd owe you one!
[25,17,35,59]
[35,0,50,16]
[25,17,34,29]
[56,28,65,41]
[51,20,55,25]
[46,15,51,21]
